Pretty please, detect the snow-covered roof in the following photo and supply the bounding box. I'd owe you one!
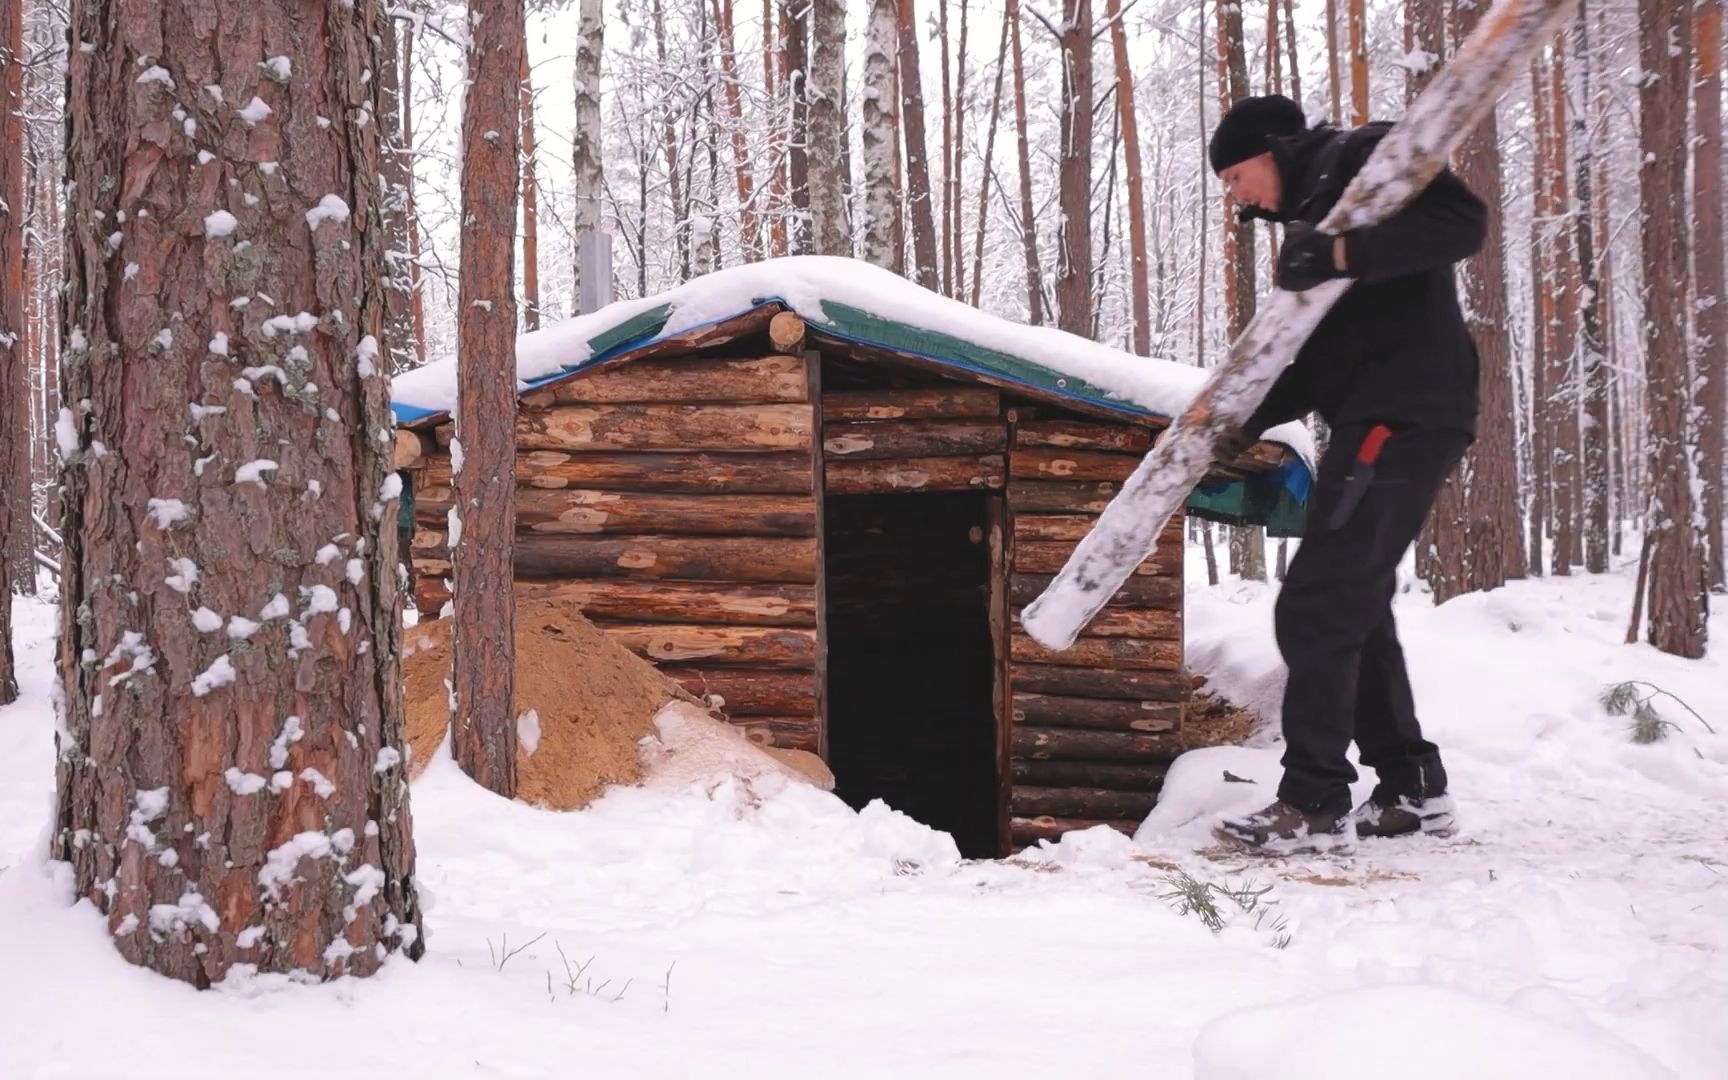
[390,256,1314,533]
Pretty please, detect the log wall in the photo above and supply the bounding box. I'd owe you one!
[1003,412,1188,848]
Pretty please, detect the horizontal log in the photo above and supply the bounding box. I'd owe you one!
[1010,633,1182,672]
[504,403,814,453]
[823,455,1005,495]
[821,387,1002,421]
[1011,693,1181,732]
[1010,447,1148,483]
[1006,479,1121,515]
[1010,785,1160,820]
[769,311,807,353]
[1010,758,1170,791]
[822,419,1006,460]
[735,717,820,754]
[1013,513,1183,545]
[415,486,817,538]
[513,580,817,626]
[1013,419,1153,453]
[513,535,818,583]
[1009,816,1136,846]
[1013,540,1180,577]
[1011,664,1190,702]
[1010,573,1180,610]
[550,355,809,405]
[1012,726,1184,763]
[422,450,814,494]
[597,623,818,668]
[662,667,819,715]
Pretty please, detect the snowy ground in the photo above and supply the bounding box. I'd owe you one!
[2,546,1724,1079]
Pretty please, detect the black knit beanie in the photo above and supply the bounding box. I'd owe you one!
[1209,94,1307,173]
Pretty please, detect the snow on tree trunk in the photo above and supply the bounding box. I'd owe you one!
[1007,0,1044,324]
[1405,0,1443,103]
[862,0,902,273]
[573,0,605,307]
[896,0,940,291]
[1054,0,1093,337]
[1639,0,1708,656]
[0,0,21,702]
[52,0,423,984]
[453,0,523,796]
[1694,0,1727,592]
[808,0,848,257]
[1107,0,1149,356]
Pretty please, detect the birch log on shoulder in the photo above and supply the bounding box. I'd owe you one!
[821,387,1001,421]
[422,450,815,494]
[415,486,817,537]
[551,355,809,404]
[822,419,1007,460]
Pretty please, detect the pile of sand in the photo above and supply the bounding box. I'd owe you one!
[402,597,831,809]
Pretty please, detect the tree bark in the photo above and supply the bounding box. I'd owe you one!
[1007,0,1044,323]
[809,0,848,256]
[1107,0,1149,355]
[897,0,941,290]
[939,0,953,293]
[1326,0,1343,125]
[1639,0,1708,657]
[53,0,422,983]
[1695,0,1727,591]
[970,14,1011,307]
[453,0,524,796]
[1404,0,1443,102]
[1348,0,1369,124]
[0,0,21,701]
[1054,0,1093,336]
[377,10,417,377]
[952,0,969,301]
[572,0,605,308]
[1547,50,1578,576]
[713,0,760,260]
[520,49,541,331]
[1575,0,1609,575]
[784,0,810,256]
[401,27,428,366]
[862,0,903,272]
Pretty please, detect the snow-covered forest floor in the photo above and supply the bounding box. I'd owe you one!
[2,543,1723,1079]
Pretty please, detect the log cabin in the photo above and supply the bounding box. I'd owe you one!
[391,258,1313,857]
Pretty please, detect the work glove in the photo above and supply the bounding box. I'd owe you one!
[1276,221,1346,293]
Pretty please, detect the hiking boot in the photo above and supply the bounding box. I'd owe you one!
[1352,793,1457,839]
[1215,799,1355,855]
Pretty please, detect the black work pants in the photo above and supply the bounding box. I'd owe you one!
[1273,423,1468,816]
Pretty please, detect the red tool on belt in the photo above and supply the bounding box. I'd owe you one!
[1328,424,1393,529]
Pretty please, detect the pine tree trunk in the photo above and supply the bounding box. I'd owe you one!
[1405,0,1443,102]
[1107,0,1149,355]
[1695,0,1727,591]
[572,0,605,307]
[713,0,760,260]
[952,0,969,302]
[809,0,848,256]
[784,0,810,256]
[1326,0,1343,125]
[0,0,22,702]
[1282,0,1301,106]
[378,11,417,377]
[402,28,428,366]
[939,0,953,294]
[897,0,941,291]
[1639,0,1708,657]
[862,0,903,272]
[1547,50,1578,576]
[1348,0,1369,124]
[520,49,541,331]
[970,13,1011,307]
[1574,0,1610,575]
[53,0,423,983]
[454,0,524,795]
[1528,59,1550,577]
[1216,0,1263,582]
[1008,0,1043,323]
[1054,0,1093,336]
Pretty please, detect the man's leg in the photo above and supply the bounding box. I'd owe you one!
[1354,610,1448,801]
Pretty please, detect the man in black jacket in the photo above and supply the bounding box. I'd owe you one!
[1206,95,1486,853]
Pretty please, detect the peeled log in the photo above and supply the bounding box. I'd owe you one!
[552,355,808,404]
[1011,663,1190,702]
[597,623,818,668]
[1012,725,1183,762]
[1013,540,1179,577]
[393,430,425,470]
[1010,573,1180,610]
[1011,692,1180,731]
[415,486,817,538]
[1009,446,1150,483]
[513,580,817,626]
[824,455,1005,494]
[821,419,1006,460]
[1010,816,1136,845]
[1014,513,1183,545]
[821,387,1001,421]
[1010,785,1160,820]
[1013,419,1153,453]
[504,402,814,453]
[734,715,821,753]
[1010,758,1169,791]
[1010,633,1181,672]
[513,534,818,583]
[1006,479,1122,515]
[768,311,808,353]
[422,450,815,494]
[661,666,820,715]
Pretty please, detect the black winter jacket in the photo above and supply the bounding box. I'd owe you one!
[1243,123,1488,439]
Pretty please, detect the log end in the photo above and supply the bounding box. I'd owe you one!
[769,311,807,354]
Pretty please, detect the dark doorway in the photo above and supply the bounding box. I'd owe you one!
[824,492,1000,857]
